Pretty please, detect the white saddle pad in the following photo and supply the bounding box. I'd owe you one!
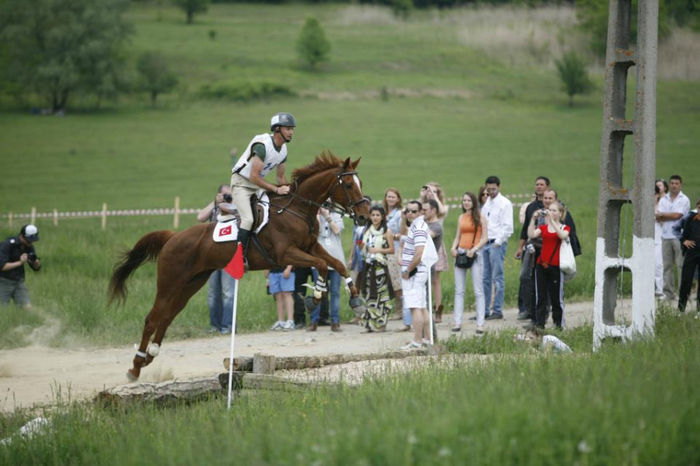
[213,220,238,243]
[254,192,270,234]
[211,191,270,242]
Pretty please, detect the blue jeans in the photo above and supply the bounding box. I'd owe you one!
[208,269,236,330]
[311,269,341,324]
[482,242,507,316]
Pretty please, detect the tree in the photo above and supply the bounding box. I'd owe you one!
[576,0,697,58]
[297,17,331,70]
[555,52,593,107]
[137,52,178,107]
[0,0,132,112]
[172,0,209,24]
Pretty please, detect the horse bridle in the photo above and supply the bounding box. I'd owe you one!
[324,169,370,221]
[270,168,369,225]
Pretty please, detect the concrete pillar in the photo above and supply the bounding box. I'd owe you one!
[593,0,659,349]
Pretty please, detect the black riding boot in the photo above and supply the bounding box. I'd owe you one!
[237,228,251,266]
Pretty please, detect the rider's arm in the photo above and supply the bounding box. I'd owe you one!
[276,162,288,186]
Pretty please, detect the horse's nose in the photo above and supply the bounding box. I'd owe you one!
[356,215,368,226]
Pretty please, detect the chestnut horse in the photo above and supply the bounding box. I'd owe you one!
[109,152,370,381]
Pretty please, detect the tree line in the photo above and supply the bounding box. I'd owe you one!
[0,0,696,112]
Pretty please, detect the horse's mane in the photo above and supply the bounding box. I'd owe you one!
[292,150,344,184]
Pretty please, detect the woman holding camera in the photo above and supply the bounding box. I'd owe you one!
[419,182,448,322]
[450,192,488,333]
[527,201,570,330]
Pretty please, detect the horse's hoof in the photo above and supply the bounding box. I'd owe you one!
[126,369,139,382]
[304,295,316,312]
[349,296,367,315]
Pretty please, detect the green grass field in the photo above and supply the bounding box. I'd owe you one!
[1,3,699,463]
[1,308,698,465]
[0,3,698,349]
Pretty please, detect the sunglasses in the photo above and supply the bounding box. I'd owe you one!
[421,185,429,190]
[406,209,419,214]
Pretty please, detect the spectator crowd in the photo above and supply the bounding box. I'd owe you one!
[189,170,696,351]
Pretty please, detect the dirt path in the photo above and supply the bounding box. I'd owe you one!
[0,303,595,412]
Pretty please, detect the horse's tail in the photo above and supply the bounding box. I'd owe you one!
[108,230,175,305]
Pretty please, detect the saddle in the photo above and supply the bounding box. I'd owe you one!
[212,191,270,242]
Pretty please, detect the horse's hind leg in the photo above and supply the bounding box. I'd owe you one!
[127,275,210,381]
[128,303,165,382]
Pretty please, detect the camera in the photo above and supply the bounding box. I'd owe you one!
[538,209,549,216]
[222,193,233,203]
[27,251,37,262]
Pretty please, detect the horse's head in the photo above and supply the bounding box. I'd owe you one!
[330,157,370,226]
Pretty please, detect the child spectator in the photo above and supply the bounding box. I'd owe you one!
[267,265,295,331]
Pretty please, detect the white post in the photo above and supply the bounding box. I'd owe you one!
[53,208,58,226]
[173,196,180,229]
[8,212,12,228]
[30,207,36,224]
[101,203,107,231]
[226,277,240,409]
[427,269,434,345]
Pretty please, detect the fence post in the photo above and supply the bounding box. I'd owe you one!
[53,208,58,226]
[31,207,36,224]
[174,196,180,229]
[8,212,12,228]
[101,203,107,231]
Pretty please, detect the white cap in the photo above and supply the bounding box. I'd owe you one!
[21,224,39,242]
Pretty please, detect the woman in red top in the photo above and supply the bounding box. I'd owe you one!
[527,200,570,329]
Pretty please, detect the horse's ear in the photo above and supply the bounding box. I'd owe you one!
[343,157,351,170]
[351,157,361,169]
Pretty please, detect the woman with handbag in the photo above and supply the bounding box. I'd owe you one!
[527,200,570,330]
[450,192,488,333]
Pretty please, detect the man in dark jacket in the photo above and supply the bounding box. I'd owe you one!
[678,200,700,312]
[0,224,41,308]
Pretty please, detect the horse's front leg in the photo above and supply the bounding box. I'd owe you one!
[308,242,367,316]
[279,245,330,306]
[309,242,358,298]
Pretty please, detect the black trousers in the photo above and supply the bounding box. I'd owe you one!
[678,253,700,311]
[535,264,564,329]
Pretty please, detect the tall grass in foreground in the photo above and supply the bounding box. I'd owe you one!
[2,310,698,465]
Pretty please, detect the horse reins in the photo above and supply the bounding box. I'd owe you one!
[266,168,369,232]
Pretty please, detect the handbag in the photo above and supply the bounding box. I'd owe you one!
[455,228,478,269]
[455,252,476,269]
[559,238,576,281]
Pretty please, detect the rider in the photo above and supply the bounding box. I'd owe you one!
[230,113,295,259]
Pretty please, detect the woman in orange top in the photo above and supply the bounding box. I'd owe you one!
[450,192,489,333]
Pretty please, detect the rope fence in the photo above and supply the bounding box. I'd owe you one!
[1,193,535,230]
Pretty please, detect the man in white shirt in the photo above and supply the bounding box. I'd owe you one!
[481,176,514,320]
[400,200,431,349]
[656,174,691,301]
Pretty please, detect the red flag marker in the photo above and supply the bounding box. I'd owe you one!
[224,244,245,279]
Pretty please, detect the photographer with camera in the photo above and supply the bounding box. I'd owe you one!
[527,202,570,330]
[0,224,41,309]
[198,184,237,334]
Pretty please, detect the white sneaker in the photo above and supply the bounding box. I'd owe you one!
[401,341,422,350]
[422,338,432,346]
[270,321,284,331]
[282,320,295,331]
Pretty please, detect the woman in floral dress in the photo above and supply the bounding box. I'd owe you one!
[357,205,395,332]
